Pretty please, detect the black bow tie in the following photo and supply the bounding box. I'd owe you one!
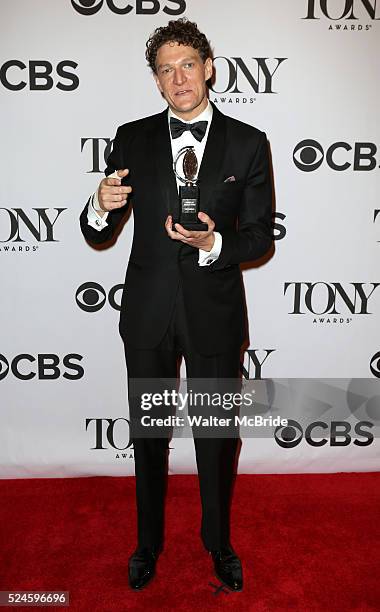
[169,117,208,142]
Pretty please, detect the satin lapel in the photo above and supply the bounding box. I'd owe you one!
[197,104,227,212]
[152,108,178,217]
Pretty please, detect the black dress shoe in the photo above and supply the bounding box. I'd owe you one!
[128,547,159,590]
[210,547,243,591]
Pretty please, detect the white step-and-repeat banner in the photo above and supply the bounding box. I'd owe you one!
[1,0,379,477]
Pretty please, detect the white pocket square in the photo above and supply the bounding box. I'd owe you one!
[223,175,236,183]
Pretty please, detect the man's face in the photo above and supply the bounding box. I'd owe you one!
[154,42,213,120]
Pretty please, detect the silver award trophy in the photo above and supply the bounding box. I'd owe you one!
[172,146,208,231]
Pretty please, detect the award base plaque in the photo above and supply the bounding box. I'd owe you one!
[173,185,208,231]
[172,146,208,232]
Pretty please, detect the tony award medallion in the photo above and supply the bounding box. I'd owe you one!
[172,146,208,231]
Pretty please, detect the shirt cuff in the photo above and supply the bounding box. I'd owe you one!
[198,232,222,266]
[87,192,109,231]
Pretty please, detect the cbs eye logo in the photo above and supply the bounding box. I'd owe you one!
[76,282,123,312]
[293,139,324,172]
[274,419,303,448]
[71,0,105,13]
[370,351,380,378]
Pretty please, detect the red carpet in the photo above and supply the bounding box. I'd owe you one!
[1,473,379,611]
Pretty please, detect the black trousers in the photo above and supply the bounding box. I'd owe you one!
[124,284,241,552]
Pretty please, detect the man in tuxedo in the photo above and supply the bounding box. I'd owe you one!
[80,18,272,592]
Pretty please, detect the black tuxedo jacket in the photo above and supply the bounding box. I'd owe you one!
[80,103,272,355]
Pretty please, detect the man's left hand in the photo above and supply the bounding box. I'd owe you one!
[165,212,215,251]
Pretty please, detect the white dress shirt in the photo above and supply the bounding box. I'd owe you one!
[87,100,222,265]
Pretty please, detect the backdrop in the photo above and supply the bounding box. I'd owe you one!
[1,0,379,477]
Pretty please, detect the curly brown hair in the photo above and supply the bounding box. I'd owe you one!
[145,18,212,73]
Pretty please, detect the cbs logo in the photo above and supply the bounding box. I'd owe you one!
[0,353,84,380]
[76,282,123,312]
[274,418,373,447]
[0,60,79,91]
[71,0,185,16]
[293,139,378,172]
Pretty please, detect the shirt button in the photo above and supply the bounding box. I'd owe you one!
[95,219,101,226]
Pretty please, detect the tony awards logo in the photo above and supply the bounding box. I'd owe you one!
[172,146,208,231]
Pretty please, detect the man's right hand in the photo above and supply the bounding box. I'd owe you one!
[97,169,132,215]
